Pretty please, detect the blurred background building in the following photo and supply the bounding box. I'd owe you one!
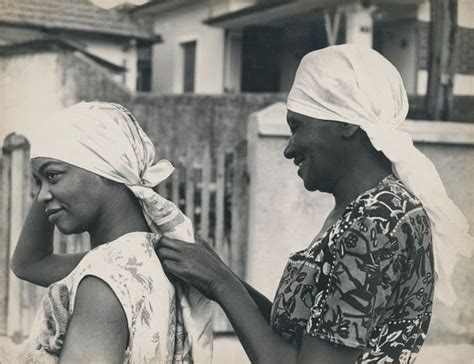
[132,0,473,122]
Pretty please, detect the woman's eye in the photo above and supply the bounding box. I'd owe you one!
[46,172,62,183]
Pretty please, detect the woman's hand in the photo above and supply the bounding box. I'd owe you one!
[11,199,86,287]
[156,237,237,302]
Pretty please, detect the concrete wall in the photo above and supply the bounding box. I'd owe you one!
[245,103,334,298]
[0,48,285,153]
[150,2,225,94]
[0,51,65,145]
[246,102,474,344]
[72,33,138,91]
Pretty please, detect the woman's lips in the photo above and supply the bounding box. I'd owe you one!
[297,160,305,176]
[46,208,64,223]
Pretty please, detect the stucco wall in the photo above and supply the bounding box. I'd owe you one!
[246,102,474,344]
[0,51,64,145]
[0,49,285,153]
[54,49,285,159]
[150,2,225,94]
[245,103,334,299]
[74,34,138,91]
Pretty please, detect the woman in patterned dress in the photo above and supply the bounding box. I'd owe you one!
[157,44,472,363]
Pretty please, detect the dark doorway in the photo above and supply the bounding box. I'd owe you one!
[241,26,282,92]
[182,40,196,92]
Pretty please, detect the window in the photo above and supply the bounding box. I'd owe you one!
[181,40,196,92]
[136,44,152,92]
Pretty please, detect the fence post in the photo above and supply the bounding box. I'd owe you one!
[1,133,37,339]
[230,141,249,279]
[200,146,211,241]
[0,144,11,336]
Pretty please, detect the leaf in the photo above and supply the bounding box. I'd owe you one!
[386,330,402,342]
[296,272,307,282]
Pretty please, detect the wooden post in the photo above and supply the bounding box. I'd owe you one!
[324,6,342,46]
[171,165,180,207]
[185,162,195,226]
[214,152,225,255]
[0,148,11,336]
[344,2,374,48]
[200,146,211,241]
[425,0,457,120]
[230,141,249,279]
[2,134,38,339]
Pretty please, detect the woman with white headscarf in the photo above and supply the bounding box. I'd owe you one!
[157,44,472,363]
[10,102,212,363]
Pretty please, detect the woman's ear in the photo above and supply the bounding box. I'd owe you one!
[339,123,360,138]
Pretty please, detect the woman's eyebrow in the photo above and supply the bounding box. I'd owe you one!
[38,161,65,174]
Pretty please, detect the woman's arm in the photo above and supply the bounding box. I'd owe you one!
[10,199,86,287]
[194,237,272,322]
[158,237,361,364]
[217,277,360,364]
[59,276,128,363]
[238,280,272,322]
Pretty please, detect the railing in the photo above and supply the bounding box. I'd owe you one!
[0,133,248,339]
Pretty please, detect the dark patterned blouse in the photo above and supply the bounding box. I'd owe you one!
[270,175,434,363]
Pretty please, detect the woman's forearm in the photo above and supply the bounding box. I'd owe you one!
[215,278,298,364]
[238,279,273,322]
[11,199,54,278]
[10,199,85,286]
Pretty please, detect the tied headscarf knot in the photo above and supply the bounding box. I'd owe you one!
[128,159,175,188]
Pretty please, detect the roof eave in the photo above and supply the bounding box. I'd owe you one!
[0,21,161,44]
[204,0,425,29]
[131,0,199,16]
[0,36,127,73]
[203,0,332,29]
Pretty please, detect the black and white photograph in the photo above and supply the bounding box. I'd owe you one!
[0,0,473,363]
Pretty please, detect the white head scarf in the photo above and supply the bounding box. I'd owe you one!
[288,44,473,306]
[28,101,213,363]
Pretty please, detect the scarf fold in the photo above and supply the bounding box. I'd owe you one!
[287,44,473,306]
[28,101,213,362]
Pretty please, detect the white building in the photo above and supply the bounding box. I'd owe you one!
[0,0,160,91]
[133,0,474,108]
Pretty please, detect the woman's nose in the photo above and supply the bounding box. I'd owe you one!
[284,137,295,159]
[36,184,53,204]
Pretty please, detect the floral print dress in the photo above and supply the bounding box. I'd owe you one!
[21,232,182,363]
[271,175,434,363]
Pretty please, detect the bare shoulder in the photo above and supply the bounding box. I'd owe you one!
[60,275,129,362]
[74,275,127,320]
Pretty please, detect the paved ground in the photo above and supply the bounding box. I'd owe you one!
[2,335,473,363]
[213,336,474,364]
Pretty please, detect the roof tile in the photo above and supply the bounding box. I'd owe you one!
[0,0,156,41]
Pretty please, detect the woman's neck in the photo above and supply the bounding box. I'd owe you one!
[89,188,150,248]
[332,151,392,216]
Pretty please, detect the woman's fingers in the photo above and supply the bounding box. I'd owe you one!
[160,258,182,276]
[158,237,185,251]
[156,246,180,261]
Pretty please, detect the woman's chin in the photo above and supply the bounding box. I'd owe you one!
[55,222,82,235]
